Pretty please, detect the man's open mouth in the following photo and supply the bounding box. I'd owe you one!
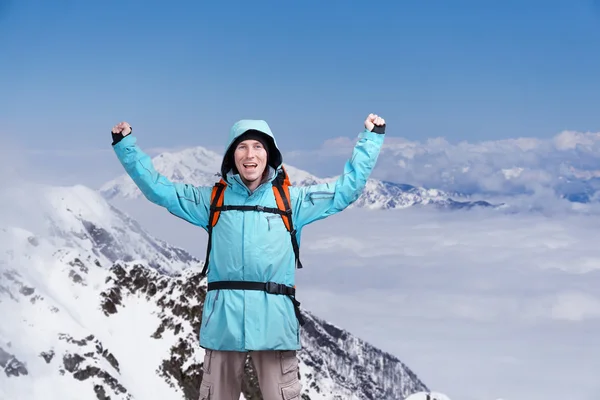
[243,163,258,169]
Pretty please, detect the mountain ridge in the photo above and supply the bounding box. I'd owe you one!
[0,183,429,400]
[100,145,498,210]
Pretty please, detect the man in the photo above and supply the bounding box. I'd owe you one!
[110,114,386,400]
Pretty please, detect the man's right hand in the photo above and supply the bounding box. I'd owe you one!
[364,113,385,133]
[112,121,132,136]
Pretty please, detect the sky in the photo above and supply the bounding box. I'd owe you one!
[3,1,600,399]
[2,0,600,188]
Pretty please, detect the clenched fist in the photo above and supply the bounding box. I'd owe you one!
[112,121,132,136]
[364,114,386,133]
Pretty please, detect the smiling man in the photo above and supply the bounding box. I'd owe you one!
[226,128,273,192]
[110,115,386,400]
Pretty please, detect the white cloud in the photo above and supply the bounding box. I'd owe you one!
[1,139,30,185]
[15,127,600,211]
[553,130,600,150]
[283,130,600,202]
[289,207,600,400]
[550,292,600,321]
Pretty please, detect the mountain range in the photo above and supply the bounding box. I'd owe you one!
[0,184,429,400]
[99,145,498,211]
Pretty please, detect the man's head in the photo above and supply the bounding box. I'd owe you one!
[221,120,282,190]
[231,130,270,190]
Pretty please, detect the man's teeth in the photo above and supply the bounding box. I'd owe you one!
[243,164,257,168]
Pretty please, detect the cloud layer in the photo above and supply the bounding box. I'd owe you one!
[293,207,600,400]
[284,130,600,204]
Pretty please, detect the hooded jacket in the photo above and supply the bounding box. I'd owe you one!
[112,120,385,351]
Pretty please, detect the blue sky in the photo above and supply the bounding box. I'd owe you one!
[3,3,600,399]
[1,0,600,184]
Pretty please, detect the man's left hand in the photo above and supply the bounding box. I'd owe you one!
[365,114,385,132]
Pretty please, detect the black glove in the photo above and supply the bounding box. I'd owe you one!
[371,124,386,134]
[111,127,132,146]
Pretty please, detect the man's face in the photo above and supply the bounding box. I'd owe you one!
[233,139,268,189]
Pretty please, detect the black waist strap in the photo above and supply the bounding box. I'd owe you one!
[207,281,305,326]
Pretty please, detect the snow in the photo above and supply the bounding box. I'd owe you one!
[97,291,186,399]
[100,146,223,200]
[405,392,452,400]
[0,225,194,400]
[0,183,206,400]
[501,167,524,179]
[99,144,326,202]
[1,182,426,400]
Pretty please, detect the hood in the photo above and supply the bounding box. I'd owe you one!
[220,119,283,180]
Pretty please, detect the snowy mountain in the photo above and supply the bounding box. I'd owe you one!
[100,145,496,210]
[100,146,224,201]
[0,184,428,400]
[351,180,497,210]
[405,392,452,400]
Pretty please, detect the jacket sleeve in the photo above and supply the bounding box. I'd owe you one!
[112,135,211,228]
[292,129,384,228]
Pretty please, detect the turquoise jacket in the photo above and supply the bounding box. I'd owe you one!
[112,120,385,351]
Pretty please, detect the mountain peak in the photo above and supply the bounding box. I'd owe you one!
[1,182,429,399]
[100,144,496,210]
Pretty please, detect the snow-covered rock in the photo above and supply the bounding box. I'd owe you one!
[405,391,452,400]
[0,184,428,399]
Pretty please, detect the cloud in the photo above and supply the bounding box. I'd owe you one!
[283,130,600,202]
[1,138,30,185]
[288,206,600,400]
[13,127,600,212]
[550,292,600,321]
[2,145,128,189]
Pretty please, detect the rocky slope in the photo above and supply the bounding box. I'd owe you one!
[0,183,428,400]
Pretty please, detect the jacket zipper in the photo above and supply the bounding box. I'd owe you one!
[265,215,279,230]
[308,191,334,205]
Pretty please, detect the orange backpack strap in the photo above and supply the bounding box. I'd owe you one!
[201,179,227,277]
[272,166,303,269]
[208,179,227,226]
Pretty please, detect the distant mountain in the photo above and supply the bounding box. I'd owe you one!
[352,180,498,210]
[100,145,497,210]
[100,146,223,201]
[0,184,428,399]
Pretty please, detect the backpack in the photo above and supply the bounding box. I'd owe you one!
[200,165,302,277]
[199,166,305,325]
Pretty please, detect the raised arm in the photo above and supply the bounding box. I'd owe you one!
[292,114,386,228]
[110,122,211,228]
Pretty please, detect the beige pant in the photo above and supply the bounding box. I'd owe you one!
[198,349,302,400]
